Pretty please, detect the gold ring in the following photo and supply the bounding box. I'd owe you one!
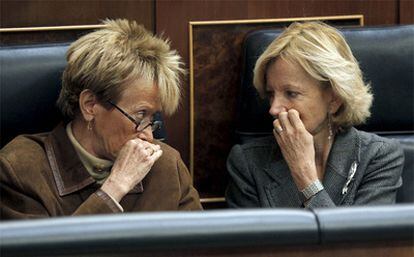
[275,126,284,134]
[146,147,154,155]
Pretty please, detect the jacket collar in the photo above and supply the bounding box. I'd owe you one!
[263,127,360,206]
[323,127,360,204]
[45,124,143,196]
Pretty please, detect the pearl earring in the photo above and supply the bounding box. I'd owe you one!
[328,114,333,141]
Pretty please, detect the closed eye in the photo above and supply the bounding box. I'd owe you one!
[132,110,146,120]
[134,110,158,123]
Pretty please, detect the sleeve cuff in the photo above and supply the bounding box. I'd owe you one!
[303,189,336,209]
[95,189,124,213]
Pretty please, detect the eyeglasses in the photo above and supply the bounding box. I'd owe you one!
[107,100,162,132]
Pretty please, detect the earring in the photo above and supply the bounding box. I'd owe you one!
[87,120,93,131]
[328,113,333,141]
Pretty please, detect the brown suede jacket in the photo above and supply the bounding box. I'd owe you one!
[0,124,202,220]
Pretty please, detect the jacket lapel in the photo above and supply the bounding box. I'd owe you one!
[323,127,360,205]
[46,124,96,196]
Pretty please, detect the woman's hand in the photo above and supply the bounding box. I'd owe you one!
[101,138,162,202]
[273,109,318,190]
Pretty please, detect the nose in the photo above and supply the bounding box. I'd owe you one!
[268,97,287,118]
[137,126,154,142]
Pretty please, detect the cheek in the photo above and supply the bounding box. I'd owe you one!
[103,133,134,159]
[110,126,135,148]
[293,106,325,131]
[98,120,135,157]
[297,112,311,129]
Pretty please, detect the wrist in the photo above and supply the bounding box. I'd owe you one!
[290,164,318,190]
[301,179,324,202]
[101,178,128,202]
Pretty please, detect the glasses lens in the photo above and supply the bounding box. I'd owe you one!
[151,121,162,132]
[137,118,162,133]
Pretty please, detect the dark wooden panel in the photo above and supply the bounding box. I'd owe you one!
[156,0,400,201]
[246,0,398,25]
[0,0,154,30]
[400,0,414,24]
[0,29,99,46]
[1,1,154,49]
[156,1,251,168]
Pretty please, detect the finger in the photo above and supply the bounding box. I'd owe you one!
[152,144,161,152]
[273,119,283,135]
[149,149,163,163]
[138,139,153,148]
[141,140,159,149]
[139,141,158,154]
[148,143,160,155]
[288,109,306,130]
[273,128,281,139]
[129,138,146,150]
[127,139,153,158]
[145,147,155,156]
[278,111,293,132]
[125,140,145,157]
[272,124,283,147]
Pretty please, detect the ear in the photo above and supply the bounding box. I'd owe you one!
[329,92,343,114]
[78,89,98,121]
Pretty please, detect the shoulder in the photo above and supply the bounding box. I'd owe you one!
[238,136,275,149]
[355,128,403,157]
[230,136,276,157]
[0,133,50,183]
[148,140,191,188]
[351,128,404,171]
[1,133,49,166]
[155,140,181,161]
[228,136,277,169]
[151,140,186,176]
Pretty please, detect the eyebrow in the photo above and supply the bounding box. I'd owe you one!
[130,103,153,111]
[266,83,303,91]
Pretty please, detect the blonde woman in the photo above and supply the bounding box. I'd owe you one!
[226,22,404,208]
[0,19,202,219]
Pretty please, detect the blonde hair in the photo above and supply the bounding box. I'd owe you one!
[57,19,184,119]
[254,21,373,127]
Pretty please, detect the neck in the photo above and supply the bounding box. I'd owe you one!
[313,126,335,178]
